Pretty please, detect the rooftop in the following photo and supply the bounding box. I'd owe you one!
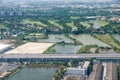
[0,44,11,51]
[106,62,118,80]
[82,61,90,69]
[88,64,102,80]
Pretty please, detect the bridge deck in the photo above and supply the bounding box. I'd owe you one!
[0,53,120,59]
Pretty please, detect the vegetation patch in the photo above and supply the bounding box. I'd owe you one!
[52,66,66,80]
[23,19,47,27]
[66,21,77,30]
[97,21,109,27]
[0,24,6,29]
[43,44,56,54]
[80,20,109,28]
[77,45,99,53]
[80,22,91,28]
[48,20,64,29]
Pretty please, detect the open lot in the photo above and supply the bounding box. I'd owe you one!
[5,42,54,54]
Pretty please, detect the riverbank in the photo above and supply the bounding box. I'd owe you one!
[3,64,25,80]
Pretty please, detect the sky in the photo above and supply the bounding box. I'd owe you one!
[2,0,115,2]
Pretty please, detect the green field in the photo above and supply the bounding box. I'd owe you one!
[23,19,47,27]
[66,21,77,30]
[77,45,99,53]
[80,22,91,28]
[48,20,64,29]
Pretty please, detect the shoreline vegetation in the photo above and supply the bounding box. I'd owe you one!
[1,64,26,80]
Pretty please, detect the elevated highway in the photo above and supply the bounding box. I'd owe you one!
[0,53,120,62]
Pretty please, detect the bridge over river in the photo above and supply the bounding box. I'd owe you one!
[0,53,120,62]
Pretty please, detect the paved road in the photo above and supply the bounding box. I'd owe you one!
[0,53,120,59]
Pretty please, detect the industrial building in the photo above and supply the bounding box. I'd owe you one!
[67,68,86,75]
[88,64,102,80]
[106,62,118,80]
[82,61,90,76]
[0,44,12,53]
[66,61,90,76]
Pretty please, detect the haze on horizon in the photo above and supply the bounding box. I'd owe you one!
[1,0,116,2]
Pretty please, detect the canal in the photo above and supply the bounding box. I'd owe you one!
[8,67,57,80]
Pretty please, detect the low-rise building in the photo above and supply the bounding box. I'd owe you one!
[67,68,86,76]
[66,61,90,76]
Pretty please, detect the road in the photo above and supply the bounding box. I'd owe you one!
[0,53,120,60]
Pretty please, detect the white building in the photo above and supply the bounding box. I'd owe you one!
[67,68,86,75]
[66,61,90,76]
[0,44,12,53]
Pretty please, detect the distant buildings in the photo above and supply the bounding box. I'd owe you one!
[109,17,120,22]
[0,11,26,17]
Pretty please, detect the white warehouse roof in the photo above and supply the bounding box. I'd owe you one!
[0,44,11,53]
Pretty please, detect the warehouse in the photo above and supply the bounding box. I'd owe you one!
[106,62,118,80]
[88,64,102,80]
[66,61,90,76]
[0,44,12,53]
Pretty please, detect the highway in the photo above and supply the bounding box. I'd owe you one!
[0,53,120,60]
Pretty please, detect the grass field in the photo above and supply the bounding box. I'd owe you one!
[23,19,47,27]
[80,22,91,28]
[94,34,120,49]
[66,21,77,30]
[48,20,64,29]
